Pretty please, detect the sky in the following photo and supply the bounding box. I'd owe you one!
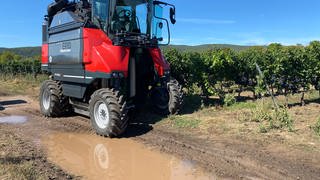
[0,0,320,47]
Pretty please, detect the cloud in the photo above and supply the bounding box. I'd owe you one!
[171,33,320,46]
[230,37,320,46]
[236,37,269,46]
[178,18,236,25]
[273,37,320,46]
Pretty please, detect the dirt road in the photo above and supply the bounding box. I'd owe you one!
[1,95,320,179]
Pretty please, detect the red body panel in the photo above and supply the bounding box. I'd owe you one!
[82,28,170,78]
[149,48,170,77]
[41,44,49,64]
[83,28,130,76]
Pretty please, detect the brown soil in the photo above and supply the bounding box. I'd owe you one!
[0,124,75,179]
[1,95,320,179]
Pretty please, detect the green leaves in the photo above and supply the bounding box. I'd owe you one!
[0,51,40,75]
[163,41,320,101]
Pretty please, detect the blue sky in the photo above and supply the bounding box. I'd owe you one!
[0,0,320,47]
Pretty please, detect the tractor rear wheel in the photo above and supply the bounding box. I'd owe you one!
[168,79,183,114]
[39,80,69,117]
[151,78,183,115]
[89,88,129,137]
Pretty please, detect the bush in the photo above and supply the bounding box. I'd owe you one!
[312,117,320,136]
[223,93,236,107]
[251,104,272,123]
[271,108,294,132]
[249,102,294,133]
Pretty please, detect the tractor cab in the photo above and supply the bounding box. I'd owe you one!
[91,0,176,47]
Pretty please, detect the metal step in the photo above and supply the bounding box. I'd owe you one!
[74,107,90,117]
[69,99,90,117]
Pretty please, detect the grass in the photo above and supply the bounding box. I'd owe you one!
[168,91,314,135]
[0,130,46,180]
[227,101,257,110]
[240,100,294,132]
[169,115,201,129]
[0,162,41,180]
[0,73,47,96]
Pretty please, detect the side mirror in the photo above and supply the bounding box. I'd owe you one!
[170,7,176,24]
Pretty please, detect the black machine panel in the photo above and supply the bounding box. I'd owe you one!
[47,11,86,99]
[48,11,83,65]
[49,29,83,64]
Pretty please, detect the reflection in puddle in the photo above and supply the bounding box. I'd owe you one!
[0,116,28,124]
[44,133,214,180]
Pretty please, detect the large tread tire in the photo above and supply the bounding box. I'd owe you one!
[167,78,184,114]
[151,78,183,115]
[89,88,129,137]
[39,80,69,117]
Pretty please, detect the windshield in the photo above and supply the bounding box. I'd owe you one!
[92,0,108,31]
[110,0,149,34]
[152,4,163,40]
[152,2,171,45]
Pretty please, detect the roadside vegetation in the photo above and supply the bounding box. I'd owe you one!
[0,51,45,96]
[165,41,320,105]
[0,74,47,97]
[162,41,320,138]
[312,117,320,136]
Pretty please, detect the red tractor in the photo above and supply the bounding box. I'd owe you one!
[40,0,183,137]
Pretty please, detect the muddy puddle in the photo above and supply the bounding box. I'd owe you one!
[0,115,28,124]
[44,133,215,180]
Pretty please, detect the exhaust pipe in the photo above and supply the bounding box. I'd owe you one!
[129,56,136,98]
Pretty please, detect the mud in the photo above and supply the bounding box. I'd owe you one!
[0,124,75,179]
[44,133,214,180]
[1,95,320,180]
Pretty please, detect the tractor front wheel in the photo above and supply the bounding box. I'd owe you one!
[89,88,129,137]
[39,80,69,117]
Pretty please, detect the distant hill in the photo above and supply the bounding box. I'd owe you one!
[0,47,41,57]
[0,44,253,57]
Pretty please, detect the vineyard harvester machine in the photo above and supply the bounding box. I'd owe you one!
[39,0,183,137]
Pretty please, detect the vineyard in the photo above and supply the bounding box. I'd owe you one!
[1,42,320,106]
[165,41,320,106]
[0,51,41,78]
[0,49,319,180]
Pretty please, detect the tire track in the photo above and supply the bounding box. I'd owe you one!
[1,95,320,180]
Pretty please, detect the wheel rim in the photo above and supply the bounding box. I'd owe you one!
[94,100,110,129]
[42,89,50,110]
